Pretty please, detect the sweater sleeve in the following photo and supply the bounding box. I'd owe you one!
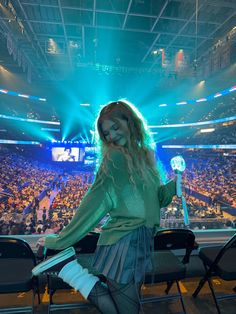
[45,186,112,250]
[44,149,125,250]
[158,179,176,208]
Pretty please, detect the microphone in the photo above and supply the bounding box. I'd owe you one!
[170,155,189,227]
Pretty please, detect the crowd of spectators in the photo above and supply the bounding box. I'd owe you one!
[0,147,61,235]
[183,153,236,208]
[0,146,235,235]
[161,196,236,230]
[50,173,93,210]
[158,151,236,230]
[23,172,95,236]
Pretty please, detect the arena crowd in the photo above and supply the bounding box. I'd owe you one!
[0,146,235,235]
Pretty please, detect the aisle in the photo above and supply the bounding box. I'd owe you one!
[37,189,59,220]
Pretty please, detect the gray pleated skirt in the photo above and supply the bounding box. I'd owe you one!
[93,225,154,284]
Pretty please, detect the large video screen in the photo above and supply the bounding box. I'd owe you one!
[84,146,97,165]
[52,147,82,162]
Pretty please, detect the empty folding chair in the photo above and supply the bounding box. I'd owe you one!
[193,233,236,314]
[142,228,196,314]
[0,237,40,313]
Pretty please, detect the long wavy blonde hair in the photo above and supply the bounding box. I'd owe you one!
[95,100,160,186]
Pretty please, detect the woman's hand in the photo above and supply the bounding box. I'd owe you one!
[36,237,46,260]
[36,237,46,248]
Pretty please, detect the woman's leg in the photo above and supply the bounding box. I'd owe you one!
[32,247,140,314]
[88,281,118,314]
[107,279,142,314]
[89,279,142,314]
[32,248,119,314]
[57,260,118,314]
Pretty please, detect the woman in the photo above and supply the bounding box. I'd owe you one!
[32,100,177,314]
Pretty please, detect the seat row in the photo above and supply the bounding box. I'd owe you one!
[0,229,235,314]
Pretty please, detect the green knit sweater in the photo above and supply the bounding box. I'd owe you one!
[45,149,176,250]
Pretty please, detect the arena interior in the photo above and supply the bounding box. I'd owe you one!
[0,0,235,313]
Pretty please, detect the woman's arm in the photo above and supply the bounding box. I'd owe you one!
[158,179,176,208]
[44,149,125,250]
[44,185,112,250]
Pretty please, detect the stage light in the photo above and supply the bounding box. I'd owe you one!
[0,86,47,101]
[229,86,236,92]
[69,40,79,48]
[0,114,60,125]
[163,145,236,149]
[0,140,40,145]
[0,65,8,72]
[176,101,187,105]
[41,128,60,132]
[18,94,29,98]
[46,38,64,54]
[200,128,215,133]
[148,116,236,128]
[156,84,236,108]
[196,98,207,102]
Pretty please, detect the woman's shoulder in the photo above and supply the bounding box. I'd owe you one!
[94,148,128,185]
[105,148,126,163]
[102,148,127,175]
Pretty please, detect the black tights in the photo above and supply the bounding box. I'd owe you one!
[88,279,142,314]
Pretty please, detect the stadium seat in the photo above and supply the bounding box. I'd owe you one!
[192,233,236,314]
[0,237,40,313]
[142,228,196,314]
[42,232,101,313]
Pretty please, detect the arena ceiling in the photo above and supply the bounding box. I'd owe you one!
[0,0,236,143]
[0,0,236,82]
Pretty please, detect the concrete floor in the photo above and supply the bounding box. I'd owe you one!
[0,277,236,314]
